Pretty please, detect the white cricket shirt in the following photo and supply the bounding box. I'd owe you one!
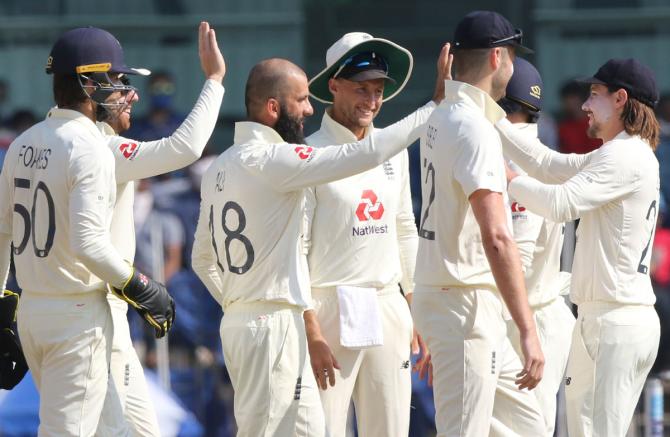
[304,105,433,293]
[100,79,224,309]
[507,123,565,308]
[0,108,131,294]
[104,79,224,262]
[192,115,430,309]
[506,125,659,306]
[414,81,510,291]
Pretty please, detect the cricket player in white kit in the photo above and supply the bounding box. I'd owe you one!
[303,32,451,436]
[95,22,226,436]
[411,11,546,437]
[191,58,435,436]
[496,57,575,436]
[502,58,661,437]
[0,28,175,436]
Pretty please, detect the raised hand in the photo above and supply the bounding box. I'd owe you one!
[431,42,454,104]
[198,21,226,83]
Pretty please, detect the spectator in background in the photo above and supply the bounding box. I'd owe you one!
[651,199,670,373]
[154,155,232,436]
[8,109,38,135]
[133,178,184,281]
[0,109,38,167]
[0,80,10,124]
[655,94,670,223]
[557,80,602,154]
[127,71,185,142]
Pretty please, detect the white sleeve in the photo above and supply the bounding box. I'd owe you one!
[245,102,435,192]
[191,193,224,304]
[0,151,13,290]
[508,148,639,223]
[496,118,591,184]
[452,127,506,197]
[510,200,543,272]
[68,146,132,287]
[302,187,316,255]
[396,150,418,295]
[113,80,225,183]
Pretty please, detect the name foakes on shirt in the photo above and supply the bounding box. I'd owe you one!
[17,145,51,170]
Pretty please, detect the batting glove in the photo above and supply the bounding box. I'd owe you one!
[112,269,175,338]
[0,291,28,390]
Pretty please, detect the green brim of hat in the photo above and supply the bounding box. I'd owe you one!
[309,38,413,104]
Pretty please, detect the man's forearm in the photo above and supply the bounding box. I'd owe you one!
[304,309,324,341]
[482,233,535,333]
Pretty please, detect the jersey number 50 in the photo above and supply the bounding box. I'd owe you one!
[209,201,255,275]
[13,178,55,258]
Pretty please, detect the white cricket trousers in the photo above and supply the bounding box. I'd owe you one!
[412,287,545,437]
[220,301,326,437]
[312,284,413,437]
[565,302,660,437]
[17,290,127,437]
[506,296,575,436]
[98,296,160,436]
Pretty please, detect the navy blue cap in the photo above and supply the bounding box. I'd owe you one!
[504,57,542,112]
[334,51,396,84]
[579,58,658,108]
[453,11,533,54]
[46,27,149,76]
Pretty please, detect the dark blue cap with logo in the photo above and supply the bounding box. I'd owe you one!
[46,27,149,76]
[453,11,533,54]
[579,58,658,108]
[504,57,543,112]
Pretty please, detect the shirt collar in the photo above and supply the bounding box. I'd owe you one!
[612,130,633,142]
[320,109,372,143]
[46,107,102,137]
[234,121,285,145]
[96,121,116,136]
[443,80,507,124]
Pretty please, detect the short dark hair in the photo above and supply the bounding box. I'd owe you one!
[452,48,491,80]
[53,73,87,108]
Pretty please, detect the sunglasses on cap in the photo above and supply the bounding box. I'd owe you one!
[491,29,523,47]
[332,51,389,79]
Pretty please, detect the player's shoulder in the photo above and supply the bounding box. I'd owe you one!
[305,128,329,147]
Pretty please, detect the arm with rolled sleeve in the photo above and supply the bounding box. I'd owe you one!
[454,130,539,360]
[68,146,131,288]
[509,147,637,223]
[497,118,591,184]
[191,194,224,304]
[245,102,436,193]
[396,150,418,295]
[112,80,225,184]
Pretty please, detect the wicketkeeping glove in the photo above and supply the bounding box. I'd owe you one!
[112,269,175,338]
[0,290,28,390]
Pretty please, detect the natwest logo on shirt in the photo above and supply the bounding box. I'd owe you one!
[510,202,526,213]
[294,145,314,160]
[355,189,384,221]
[119,142,139,160]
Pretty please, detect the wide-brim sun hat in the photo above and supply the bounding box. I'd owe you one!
[309,32,413,104]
